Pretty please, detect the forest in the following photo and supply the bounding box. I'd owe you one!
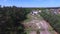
[0,6,31,34]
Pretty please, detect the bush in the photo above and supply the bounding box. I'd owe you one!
[40,9,60,34]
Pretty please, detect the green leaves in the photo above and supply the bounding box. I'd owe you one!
[0,6,30,34]
[40,9,60,34]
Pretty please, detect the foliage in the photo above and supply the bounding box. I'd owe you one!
[40,9,60,34]
[0,6,30,34]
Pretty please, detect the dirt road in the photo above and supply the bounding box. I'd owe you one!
[29,20,58,34]
[39,20,58,34]
[24,11,58,34]
[39,20,52,34]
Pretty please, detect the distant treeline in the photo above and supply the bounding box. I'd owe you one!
[0,6,31,34]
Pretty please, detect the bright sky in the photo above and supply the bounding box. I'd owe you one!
[0,0,60,7]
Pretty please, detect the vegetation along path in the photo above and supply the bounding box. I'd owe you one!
[23,10,58,34]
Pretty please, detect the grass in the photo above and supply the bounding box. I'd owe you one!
[24,13,55,34]
[24,27,33,34]
[24,13,33,23]
[48,25,55,34]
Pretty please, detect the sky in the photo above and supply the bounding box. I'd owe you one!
[0,0,60,7]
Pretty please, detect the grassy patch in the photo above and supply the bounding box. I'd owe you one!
[48,26,55,34]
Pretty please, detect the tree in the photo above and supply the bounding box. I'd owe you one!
[0,6,30,34]
[40,9,60,34]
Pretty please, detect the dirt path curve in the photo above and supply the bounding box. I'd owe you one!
[39,20,58,34]
[23,11,58,34]
[29,20,58,34]
[29,17,58,34]
[39,20,51,34]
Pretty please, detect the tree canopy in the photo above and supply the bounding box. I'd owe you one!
[0,6,31,34]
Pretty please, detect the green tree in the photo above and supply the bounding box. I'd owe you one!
[40,9,60,34]
[0,6,31,34]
